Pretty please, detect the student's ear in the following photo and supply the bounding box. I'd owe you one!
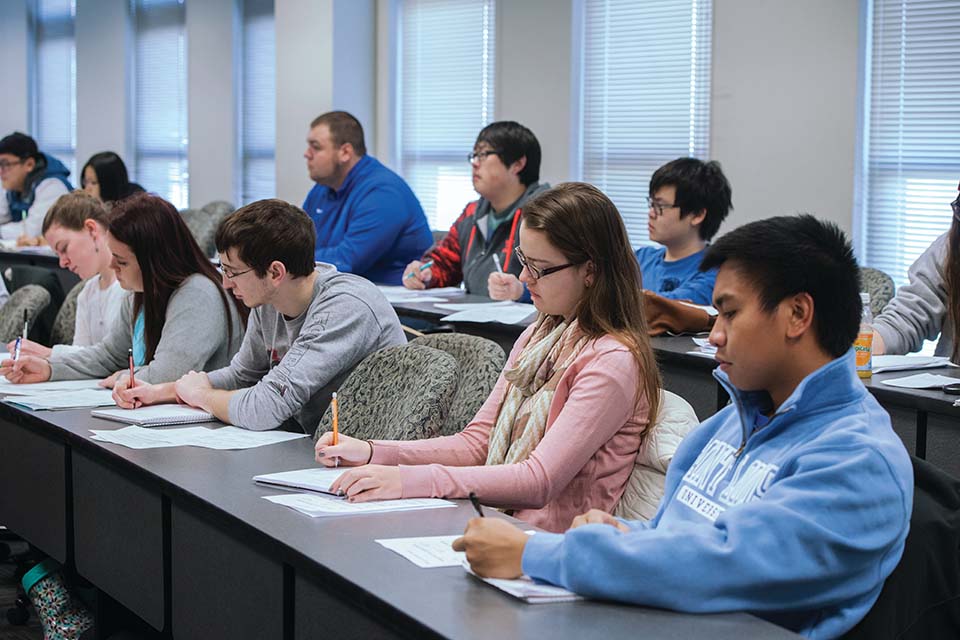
[784,292,815,340]
[688,208,707,229]
[338,143,355,162]
[83,218,99,235]
[267,260,287,283]
[23,157,36,173]
[509,155,527,178]
[583,260,596,288]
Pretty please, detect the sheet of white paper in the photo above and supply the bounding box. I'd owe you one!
[433,301,513,312]
[879,373,960,389]
[440,302,536,325]
[463,561,582,603]
[375,536,464,568]
[90,425,307,450]
[5,388,115,410]
[253,467,348,494]
[676,301,719,317]
[872,355,955,373]
[377,286,464,303]
[0,378,103,395]
[685,350,718,360]
[691,337,717,352]
[263,493,456,517]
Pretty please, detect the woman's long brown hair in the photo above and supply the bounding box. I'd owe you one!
[946,195,960,363]
[521,182,661,423]
[108,193,247,363]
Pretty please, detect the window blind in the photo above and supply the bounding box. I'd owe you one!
[133,0,188,208]
[579,0,712,248]
[859,0,960,287]
[398,0,496,230]
[32,0,76,179]
[238,0,275,204]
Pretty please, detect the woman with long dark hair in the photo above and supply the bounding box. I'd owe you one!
[873,183,960,363]
[81,151,144,205]
[315,182,663,533]
[2,193,246,385]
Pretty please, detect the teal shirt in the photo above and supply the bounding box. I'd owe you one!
[132,310,146,366]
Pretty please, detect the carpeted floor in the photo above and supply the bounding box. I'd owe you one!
[0,540,42,640]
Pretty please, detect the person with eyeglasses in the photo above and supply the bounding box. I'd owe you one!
[0,131,73,245]
[402,121,550,301]
[111,199,405,434]
[872,183,960,363]
[302,111,432,284]
[316,183,664,533]
[1,193,246,388]
[635,157,733,305]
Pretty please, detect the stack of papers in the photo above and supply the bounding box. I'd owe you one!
[90,425,307,450]
[439,301,537,325]
[92,405,215,426]
[879,373,960,389]
[872,355,955,373]
[464,563,582,603]
[686,336,718,360]
[4,388,115,410]
[253,467,346,495]
[377,285,464,304]
[0,378,102,395]
[263,493,456,517]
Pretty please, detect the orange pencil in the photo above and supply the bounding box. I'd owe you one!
[331,392,339,467]
[128,348,136,389]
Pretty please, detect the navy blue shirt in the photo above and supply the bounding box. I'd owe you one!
[302,155,433,284]
[635,246,717,305]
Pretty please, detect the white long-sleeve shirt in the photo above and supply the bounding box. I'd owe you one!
[50,275,127,358]
[0,179,71,240]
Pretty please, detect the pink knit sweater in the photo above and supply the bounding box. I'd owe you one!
[370,325,651,532]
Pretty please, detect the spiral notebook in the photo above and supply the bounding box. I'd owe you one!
[91,405,216,427]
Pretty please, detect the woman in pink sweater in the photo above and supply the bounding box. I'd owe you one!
[316,182,662,532]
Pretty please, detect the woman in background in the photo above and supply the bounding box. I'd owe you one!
[81,151,144,206]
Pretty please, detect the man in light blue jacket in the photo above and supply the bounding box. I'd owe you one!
[455,215,914,640]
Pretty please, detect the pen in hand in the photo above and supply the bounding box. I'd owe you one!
[14,310,26,363]
[128,348,136,390]
[491,253,503,273]
[468,492,485,518]
[404,259,434,280]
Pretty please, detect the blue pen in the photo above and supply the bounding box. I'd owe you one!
[14,310,25,362]
[404,259,434,280]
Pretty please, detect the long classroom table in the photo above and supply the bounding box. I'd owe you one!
[0,399,799,639]
[391,296,960,478]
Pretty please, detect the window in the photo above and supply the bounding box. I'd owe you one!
[577,0,712,247]
[31,0,77,179]
[238,0,275,204]
[398,0,496,230]
[858,0,960,287]
[132,0,188,208]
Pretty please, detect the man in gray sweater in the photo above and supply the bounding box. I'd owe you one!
[114,199,406,433]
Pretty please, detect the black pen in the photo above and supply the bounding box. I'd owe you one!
[468,491,484,518]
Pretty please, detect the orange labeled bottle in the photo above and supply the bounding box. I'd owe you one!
[854,292,873,378]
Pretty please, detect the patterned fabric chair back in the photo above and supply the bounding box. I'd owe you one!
[411,333,506,435]
[50,280,86,346]
[181,201,234,258]
[0,285,52,343]
[313,344,459,442]
[861,267,896,316]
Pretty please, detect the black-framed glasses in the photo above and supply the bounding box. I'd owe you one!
[216,262,256,279]
[0,159,23,171]
[467,150,500,164]
[645,195,680,218]
[514,247,580,281]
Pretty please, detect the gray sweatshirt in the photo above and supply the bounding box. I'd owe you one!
[873,232,954,358]
[206,265,406,433]
[49,274,244,383]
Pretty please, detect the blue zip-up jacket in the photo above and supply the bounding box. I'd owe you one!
[522,350,913,639]
[5,153,73,222]
[302,155,433,284]
[635,245,716,305]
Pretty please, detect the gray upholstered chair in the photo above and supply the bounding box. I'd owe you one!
[49,280,86,346]
[861,267,896,316]
[313,344,459,442]
[180,201,234,257]
[0,285,52,343]
[410,333,506,435]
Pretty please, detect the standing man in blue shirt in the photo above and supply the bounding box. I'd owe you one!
[302,111,432,284]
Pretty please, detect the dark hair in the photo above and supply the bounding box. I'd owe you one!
[650,158,733,241]
[108,193,247,363]
[310,111,366,156]
[215,199,316,278]
[701,214,861,358]
[946,190,960,363]
[42,191,111,234]
[476,121,541,186]
[522,182,661,422]
[82,152,140,203]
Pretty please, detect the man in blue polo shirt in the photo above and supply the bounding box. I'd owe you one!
[302,111,432,284]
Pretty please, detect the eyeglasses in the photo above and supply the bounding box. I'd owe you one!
[0,160,23,172]
[514,247,580,281]
[646,196,680,218]
[467,150,500,164]
[216,262,255,279]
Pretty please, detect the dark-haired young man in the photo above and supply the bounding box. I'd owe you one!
[0,131,73,243]
[402,121,549,300]
[635,157,732,305]
[454,215,913,640]
[302,111,432,284]
[114,199,406,433]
